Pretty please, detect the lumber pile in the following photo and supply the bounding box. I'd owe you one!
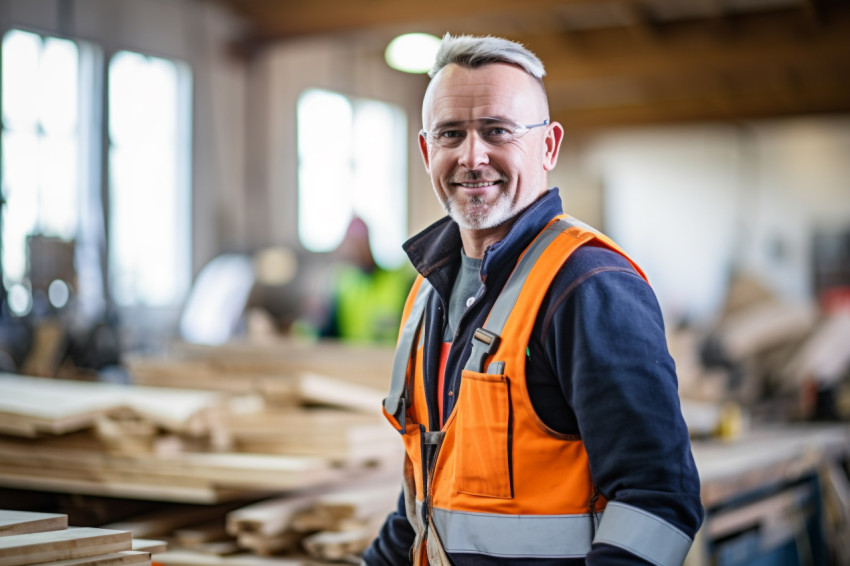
[125,339,403,465]
[227,409,396,464]
[0,374,227,440]
[0,509,161,566]
[125,339,393,412]
[79,477,400,565]
[0,339,405,563]
[224,482,398,561]
[0,373,390,503]
[115,481,401,565]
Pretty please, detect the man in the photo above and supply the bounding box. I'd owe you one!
[363,34,703,565]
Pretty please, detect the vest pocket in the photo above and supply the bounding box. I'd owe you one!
[454,370,513,499]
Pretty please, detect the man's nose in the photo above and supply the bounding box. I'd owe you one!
[457,130,490,169]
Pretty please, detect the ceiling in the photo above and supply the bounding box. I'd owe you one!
[208,0,850,130]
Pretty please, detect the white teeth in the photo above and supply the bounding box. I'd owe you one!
[459,181,497,188]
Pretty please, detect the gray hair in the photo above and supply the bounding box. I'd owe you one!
[428,33,546,81]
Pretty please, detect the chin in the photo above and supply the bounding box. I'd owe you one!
[455,206,515,231]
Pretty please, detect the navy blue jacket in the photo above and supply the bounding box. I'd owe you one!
[363,189,703,565]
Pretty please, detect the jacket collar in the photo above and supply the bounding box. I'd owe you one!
[402,188,565,298]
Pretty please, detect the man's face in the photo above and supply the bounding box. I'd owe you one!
[419,63,563,231]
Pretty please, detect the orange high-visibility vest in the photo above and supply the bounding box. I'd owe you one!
[383,216,649,564]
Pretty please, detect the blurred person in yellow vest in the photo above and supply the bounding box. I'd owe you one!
[319,216,414,344]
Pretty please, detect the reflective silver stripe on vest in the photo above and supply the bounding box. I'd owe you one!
[430,506,597,558]
[384,279,432,417]
[593,502,692,566]
[463,219,578,374]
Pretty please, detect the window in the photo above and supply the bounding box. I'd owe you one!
[108,51,191,307]
[1,30,81,314]
[0,29,192,317]
[297,89,407,268]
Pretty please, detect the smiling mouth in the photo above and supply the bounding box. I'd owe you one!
[453,180,502,188]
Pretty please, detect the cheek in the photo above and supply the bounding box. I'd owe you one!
[428,153,453,179]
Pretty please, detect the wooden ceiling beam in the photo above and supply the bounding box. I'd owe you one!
[552,67,850,129]
[215,0,612,40]
[209,0,850,126]
[523,7,850,83]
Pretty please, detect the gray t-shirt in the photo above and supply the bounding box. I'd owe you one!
[444,250,483,342]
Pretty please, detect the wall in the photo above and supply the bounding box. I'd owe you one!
[574,117,850,325]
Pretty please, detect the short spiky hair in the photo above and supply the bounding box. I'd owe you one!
[428,33,546,80]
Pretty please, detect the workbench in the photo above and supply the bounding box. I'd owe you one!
[686,424,850,566]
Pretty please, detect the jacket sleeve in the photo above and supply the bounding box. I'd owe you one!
[543,248,704,565]
[361,489,415,565]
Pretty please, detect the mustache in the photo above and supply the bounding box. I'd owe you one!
[448,170,508,184]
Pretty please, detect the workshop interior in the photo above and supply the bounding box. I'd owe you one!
[0,0,849,565]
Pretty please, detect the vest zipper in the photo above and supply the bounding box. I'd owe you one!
[589,484,602,539]
[420,428,446,550]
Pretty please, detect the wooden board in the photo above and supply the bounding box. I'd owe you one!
[131,540,167,554]
[0,467,257,505]
[149,550,320,566]
[311,485,400,521]
[0,434,342,502]
[0,511,67,537]
[0,374,225,437]
[35,551,150,566]
[301,527,375,562]
[228,409,399,463]
[128,354,390,414]
[103,504,241,539]
[0,527,132,566]
[295,374,383,415]
[169,540,239,557]
[235,531,303,556]
[226,494,318,538]
[173,522,231,545]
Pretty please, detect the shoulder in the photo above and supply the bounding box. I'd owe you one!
[557,242,644,288]
[540,242,660,329]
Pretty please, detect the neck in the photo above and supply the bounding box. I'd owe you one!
[459,220,514,259]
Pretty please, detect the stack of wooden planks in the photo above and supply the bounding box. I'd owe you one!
[125,339,393,412]
[125,338,403,465]
[0,372,391,503]
[224,485,394,558]
[0,374,227,440]
[0,339,405,563]
[0,509,163,566]
[125,479,401,565]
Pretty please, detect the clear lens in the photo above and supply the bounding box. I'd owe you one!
[423,119,547,148]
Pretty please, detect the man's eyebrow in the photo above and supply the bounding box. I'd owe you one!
[432,117,513,128]
[432,120,466,129]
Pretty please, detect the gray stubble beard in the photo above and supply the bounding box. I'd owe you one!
[442,190,514,231]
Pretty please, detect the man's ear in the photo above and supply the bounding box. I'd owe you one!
[543,121,564,172]
[419,132,431,175]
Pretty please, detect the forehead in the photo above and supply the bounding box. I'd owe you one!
[424,63,543,126]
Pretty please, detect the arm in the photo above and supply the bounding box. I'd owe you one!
[361,489,415,565]
[541,247,703,565]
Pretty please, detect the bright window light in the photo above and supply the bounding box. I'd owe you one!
[297,89,407,268]
[1,29,79,288]
[108,50,191,307]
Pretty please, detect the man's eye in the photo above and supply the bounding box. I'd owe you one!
[484,126,513,139]
[438,130,463,139]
